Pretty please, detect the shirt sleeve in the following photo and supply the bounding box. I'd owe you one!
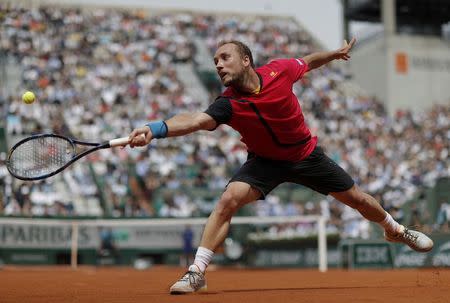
[272,58,309,82]
[204,97,232,126]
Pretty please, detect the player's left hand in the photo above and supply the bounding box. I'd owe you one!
[335,37,356,61]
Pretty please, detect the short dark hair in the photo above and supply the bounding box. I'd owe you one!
[218,40,254,68]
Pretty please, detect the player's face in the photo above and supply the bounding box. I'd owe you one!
[214,44,247,87]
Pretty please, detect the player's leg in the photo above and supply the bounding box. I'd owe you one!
[185,182,261,278]
[198,181,261,254]
[330,184,393,225]
[290,145,433,253]
[192,155,282,273]
[331,185,433,252]
[170,182,261,294]
[194,181,260,270]
[170,155,282,294]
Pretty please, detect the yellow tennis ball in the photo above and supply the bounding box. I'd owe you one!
[22,91,36,104]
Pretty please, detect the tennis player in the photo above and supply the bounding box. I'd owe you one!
[128,38,433,294]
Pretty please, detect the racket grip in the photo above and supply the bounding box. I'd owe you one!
[109,137,130,147]
[109,134,146,147]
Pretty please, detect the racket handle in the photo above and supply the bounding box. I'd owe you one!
[109,134,145,147]
[109,137,130,147]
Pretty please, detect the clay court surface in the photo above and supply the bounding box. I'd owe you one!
[1,266,448,303]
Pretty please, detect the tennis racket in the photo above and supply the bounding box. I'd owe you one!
[6,133,139,181]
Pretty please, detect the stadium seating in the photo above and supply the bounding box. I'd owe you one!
[0,5,448,239]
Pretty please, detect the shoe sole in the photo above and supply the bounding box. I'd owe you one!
[385,238,434,253]
[170,286,207,295]
[410,245,433,253]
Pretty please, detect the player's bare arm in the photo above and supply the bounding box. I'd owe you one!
[303,37,356,70]
[166,112,217,136]
[128,112,217,147]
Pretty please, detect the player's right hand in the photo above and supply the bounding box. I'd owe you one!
[128,126,153,148]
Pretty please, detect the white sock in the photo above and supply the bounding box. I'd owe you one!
[192,247,214,273]
[379,212,403,234]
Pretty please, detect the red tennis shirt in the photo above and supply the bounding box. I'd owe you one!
[205,58,317,162]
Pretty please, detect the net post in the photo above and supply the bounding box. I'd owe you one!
[318,216,327,272]
[71,222,79,269]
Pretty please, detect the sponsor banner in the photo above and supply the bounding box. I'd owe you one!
[342,234,450,268]
[340,241,394,269]
[0,224,94,248]
[393,235,450,268]
[431,241,450,267]
[393,245,429,268]
[114,225,203,249]
[353,243,393,268]
[0,223,202,250]
[251,248,340,267]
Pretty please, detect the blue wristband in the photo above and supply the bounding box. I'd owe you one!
[146,121,168,139]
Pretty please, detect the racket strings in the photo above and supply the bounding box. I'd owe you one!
[8,136,74,178]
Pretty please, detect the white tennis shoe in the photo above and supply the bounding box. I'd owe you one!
[384,226,433,252]
[169,265,207,294]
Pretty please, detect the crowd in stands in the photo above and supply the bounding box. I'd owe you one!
[0,5,449,239]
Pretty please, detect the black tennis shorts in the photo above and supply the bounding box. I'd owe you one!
[229,145,354,198]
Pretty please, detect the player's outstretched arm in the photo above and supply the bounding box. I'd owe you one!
[128,112,216,147]
[165,112,217,136]
[303,37,356,71]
